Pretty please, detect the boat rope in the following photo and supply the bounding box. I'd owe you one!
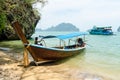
[24,43,30,49]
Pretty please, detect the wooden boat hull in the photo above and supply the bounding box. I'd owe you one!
[27,44,85,62]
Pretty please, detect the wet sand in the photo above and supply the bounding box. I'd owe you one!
[0,48,111,80]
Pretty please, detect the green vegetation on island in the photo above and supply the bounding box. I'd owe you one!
[0,0,47,40]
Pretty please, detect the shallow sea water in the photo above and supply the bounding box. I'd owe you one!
[32,31,120,80]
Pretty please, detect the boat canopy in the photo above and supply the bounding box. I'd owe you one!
[41,32,87,40]
[93,26,112,29]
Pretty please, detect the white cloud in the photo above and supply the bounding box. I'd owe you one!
[35,0,120,31]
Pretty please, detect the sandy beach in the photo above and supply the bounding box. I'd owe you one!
[0,48,111,80]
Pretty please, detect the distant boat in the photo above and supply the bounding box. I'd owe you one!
[89,26,113,35]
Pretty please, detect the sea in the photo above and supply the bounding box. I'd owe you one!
[32,31,120,80]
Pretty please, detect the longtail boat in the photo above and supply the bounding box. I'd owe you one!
[7,15,87,66]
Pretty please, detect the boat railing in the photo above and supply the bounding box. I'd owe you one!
[40,39,47,47]
[64,38,80,49]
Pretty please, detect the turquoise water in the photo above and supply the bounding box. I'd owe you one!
[32,31,120,80]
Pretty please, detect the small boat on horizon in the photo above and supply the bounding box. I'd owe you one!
[89,26,113,35]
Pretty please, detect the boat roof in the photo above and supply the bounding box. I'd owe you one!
[94,26,112,29]
[41,32,87,40]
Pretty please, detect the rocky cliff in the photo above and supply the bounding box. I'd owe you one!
[0,0,46,40]
[117,26,120,32]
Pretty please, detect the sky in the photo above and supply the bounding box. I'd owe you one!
[33,0,120,31]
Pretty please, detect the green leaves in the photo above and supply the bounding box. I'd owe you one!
[0,0,5,34]
[0,0,46,38]
[0,13,6,33]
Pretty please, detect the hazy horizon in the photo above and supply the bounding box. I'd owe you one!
[33,0,120,31]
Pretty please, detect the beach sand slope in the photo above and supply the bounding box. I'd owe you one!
[0,50,111,80]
